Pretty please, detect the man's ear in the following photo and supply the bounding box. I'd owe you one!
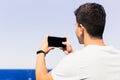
[79,24,84,32]
[78,24,84,44]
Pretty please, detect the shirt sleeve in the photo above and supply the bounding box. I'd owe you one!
[51,53,88,80]
[51,56,69,80]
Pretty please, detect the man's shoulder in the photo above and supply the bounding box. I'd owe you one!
[72,45,97,54]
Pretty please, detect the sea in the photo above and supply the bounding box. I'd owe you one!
[0,69,51,80]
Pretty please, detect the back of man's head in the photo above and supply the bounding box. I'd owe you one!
[74,3,106,39]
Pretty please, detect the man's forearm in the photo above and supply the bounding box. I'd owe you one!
[36,53,48,80]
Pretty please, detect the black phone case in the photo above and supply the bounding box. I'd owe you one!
[48,36,66,48]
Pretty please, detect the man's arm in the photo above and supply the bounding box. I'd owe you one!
[35,35,73,80]
[36,36,54,80]
[36,53,53,80]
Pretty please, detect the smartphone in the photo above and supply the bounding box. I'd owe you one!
[48,36,66,48]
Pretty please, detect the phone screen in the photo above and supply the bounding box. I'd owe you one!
[48,36,66,48]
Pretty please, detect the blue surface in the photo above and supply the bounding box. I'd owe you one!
[0,69,51,80]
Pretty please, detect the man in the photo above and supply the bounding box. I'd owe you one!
[36,3,120,80]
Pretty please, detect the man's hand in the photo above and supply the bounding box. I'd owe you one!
[39,35,54,54]
[61,37,73,54]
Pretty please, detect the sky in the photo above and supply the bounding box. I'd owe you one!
[0,0,120,69]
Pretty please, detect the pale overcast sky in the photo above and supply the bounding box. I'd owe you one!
[0,0,120,69]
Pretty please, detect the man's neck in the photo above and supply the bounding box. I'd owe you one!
[84,37,106,47]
